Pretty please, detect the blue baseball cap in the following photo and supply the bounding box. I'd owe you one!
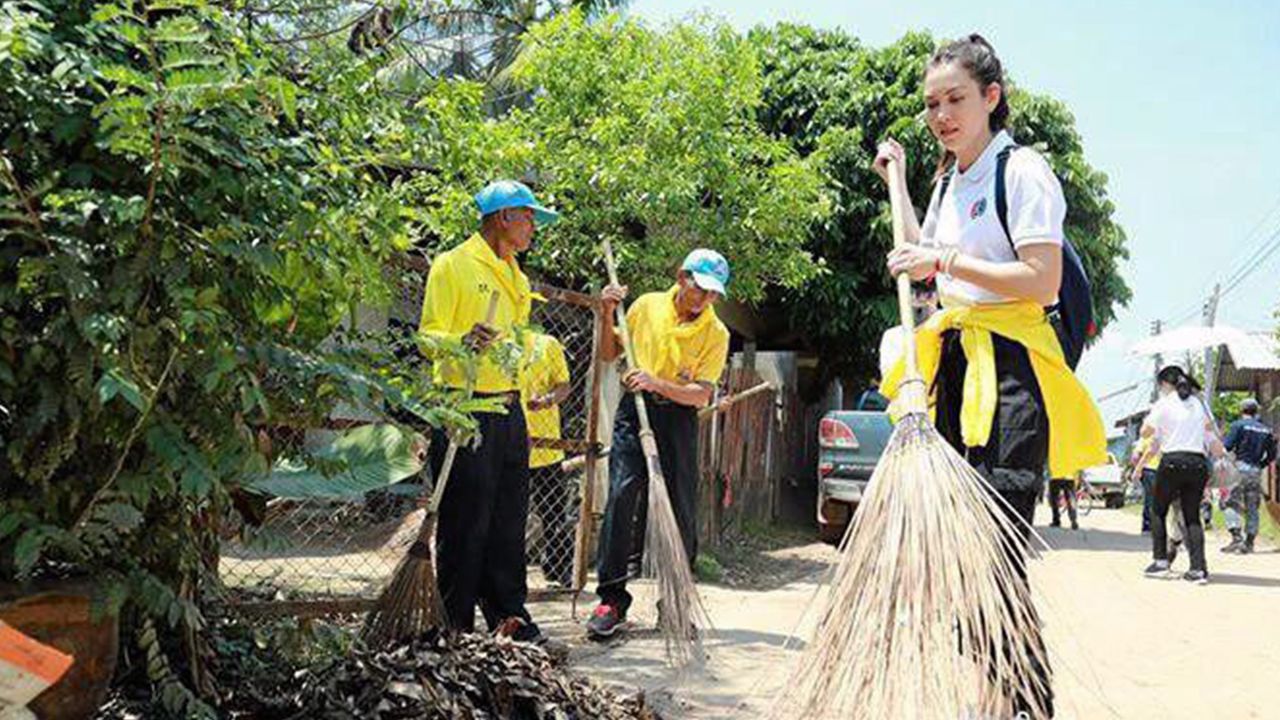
[474,180,559,226]
[681,248,730,297]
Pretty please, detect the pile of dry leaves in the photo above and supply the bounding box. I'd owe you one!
[294,631,657,719]
[96,624,659,720]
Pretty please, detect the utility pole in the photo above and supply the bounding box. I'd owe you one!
[1203,283,1221,403]
[1150,319,1163,403]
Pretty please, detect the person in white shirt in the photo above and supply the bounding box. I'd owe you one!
[871,33,1112,720]
[1131,365,1217,584]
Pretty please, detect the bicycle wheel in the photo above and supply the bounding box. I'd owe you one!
[1076,487,1093,516]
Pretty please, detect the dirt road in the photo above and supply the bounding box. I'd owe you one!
[534,508,1280,719]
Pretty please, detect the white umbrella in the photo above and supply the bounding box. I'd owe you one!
[1128,324,1251,357]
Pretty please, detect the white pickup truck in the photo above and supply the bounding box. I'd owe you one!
[1078,452,1127,509]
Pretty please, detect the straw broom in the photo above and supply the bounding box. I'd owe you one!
[363,292,500,647]
[775,160,1051,719]
[602,239,710,668]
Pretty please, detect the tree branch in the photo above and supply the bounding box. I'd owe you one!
[73,348,179,531]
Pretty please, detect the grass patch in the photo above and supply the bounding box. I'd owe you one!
[693,553,724,583]
[1125,493,1280,547]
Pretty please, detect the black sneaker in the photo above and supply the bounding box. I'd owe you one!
[586,604,627,639]
[1070,520,1079,531]
[1183,569,1209,585]
[1143,560,1170,577]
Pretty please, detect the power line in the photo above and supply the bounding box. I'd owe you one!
[1156,193,1280,327]
[1187,191,1280,303]
[1219,223,1280,301]
[1219,193,1280,283]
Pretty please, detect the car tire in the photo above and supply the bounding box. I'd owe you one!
[819,520,848,546]
[1105,493,1125,509]
[818,500,855,546]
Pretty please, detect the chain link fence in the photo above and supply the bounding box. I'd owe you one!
[217,423,424,608]
[217,254,605,615]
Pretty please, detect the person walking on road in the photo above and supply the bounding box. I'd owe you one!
[1047,475,1079,530]
[1220,398,1277,554]
[1131,365,1217,585]
[1132,434,1161,533]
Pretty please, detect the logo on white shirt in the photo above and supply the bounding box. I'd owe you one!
[969,197,988,220]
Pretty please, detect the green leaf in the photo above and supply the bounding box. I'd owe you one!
[13,528,47,577]
[246,424,426,499]
[153,17,208,45]
[51,58,75,81]
[91,5,136,24]
[0,512,26,542]
[97,368,146,412]
[166,66,227,91]
[99,63,151,90]
[266,77,297,124]
[95,502,145,531]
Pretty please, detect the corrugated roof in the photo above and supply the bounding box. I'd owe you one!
[1224,332,1280,371]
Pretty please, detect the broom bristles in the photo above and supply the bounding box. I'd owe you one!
[775,413,1051,719]
[638,433,711,668]
[362,515,447,647]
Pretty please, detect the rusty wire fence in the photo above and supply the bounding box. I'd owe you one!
[216,254,604,616]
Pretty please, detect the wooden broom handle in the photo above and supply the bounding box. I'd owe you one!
[601,239,655,435]
[424,291,501,514]
[697,381,773,419]
[887,159,924,388]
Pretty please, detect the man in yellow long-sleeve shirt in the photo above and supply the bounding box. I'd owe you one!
[418,180,558,644]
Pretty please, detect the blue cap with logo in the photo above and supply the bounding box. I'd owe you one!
[474,180,560,227]
[681,248,730,297]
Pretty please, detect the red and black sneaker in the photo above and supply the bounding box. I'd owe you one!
[586,603,627,639]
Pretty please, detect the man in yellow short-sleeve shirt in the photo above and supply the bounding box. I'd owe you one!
[518,331,574,586]
[586,249,731,638]
[418,180,557,644]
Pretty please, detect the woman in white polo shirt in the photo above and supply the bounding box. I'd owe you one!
[1132,365,1216,584]
[875,34,1107,720]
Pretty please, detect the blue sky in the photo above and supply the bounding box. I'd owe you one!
[630,0,1280,427]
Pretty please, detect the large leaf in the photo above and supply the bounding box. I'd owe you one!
[246,424,426,499]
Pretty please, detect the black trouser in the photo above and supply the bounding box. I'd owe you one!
[530,463,576,585]
[595,392,699,615]
[935,330,1054,718]
[1140,468,1157,532]
[1048,479,1077,526]
[1150,452,1209,572]
[430,400,535,633]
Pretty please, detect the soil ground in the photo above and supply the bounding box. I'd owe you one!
[533,508,1280,719]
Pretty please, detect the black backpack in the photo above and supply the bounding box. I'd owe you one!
[936,144,1096,369]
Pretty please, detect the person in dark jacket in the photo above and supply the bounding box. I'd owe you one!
[1220,398,1277,554]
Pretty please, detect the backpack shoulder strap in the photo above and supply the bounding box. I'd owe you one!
[935,167,955,212]
[994,143,1019,251]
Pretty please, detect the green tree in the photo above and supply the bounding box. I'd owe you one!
[0,0,486,712]
[234,11,831,301]
[464,12,830,300]
[750,25,1131,387]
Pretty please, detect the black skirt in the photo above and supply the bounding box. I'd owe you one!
[933,329,1049,496]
